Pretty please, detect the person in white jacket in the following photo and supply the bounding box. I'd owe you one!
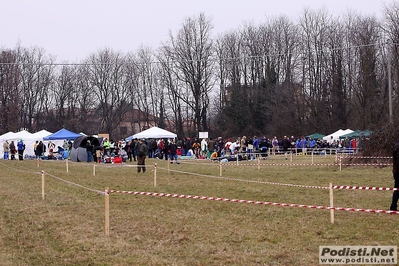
[201,138,208,158]
[229,140,239,155]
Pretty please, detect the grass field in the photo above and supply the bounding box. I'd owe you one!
[0,155,398,265]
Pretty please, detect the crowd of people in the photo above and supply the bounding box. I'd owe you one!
[1,134,359,164]
[2,139,26,160]
[95,134,358,167]
[2,139,71,161]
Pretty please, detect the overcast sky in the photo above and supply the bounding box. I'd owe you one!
[0,0,390,63]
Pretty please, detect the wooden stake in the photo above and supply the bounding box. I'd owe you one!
[105,187,110,236]
[154,164,157,187]
[219,161,222,176]
[93,164,96,176]
[66,159,69,173]
[168,158,170,174]
[257,157,260,170]
[37,158,40,167]
[329,182,335,224]
[41,170,45,200]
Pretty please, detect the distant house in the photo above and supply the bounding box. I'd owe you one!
[117,109,159,138]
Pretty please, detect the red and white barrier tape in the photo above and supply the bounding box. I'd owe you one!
[157,167,398,191]
[222,163,338,166]
[221,162,392,167]
[107,190,399,215]
[333,185,398,191]
[341,156,392,159]
[340,163,392,166]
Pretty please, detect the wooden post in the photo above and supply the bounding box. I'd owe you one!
[329,182,335,224]
[154,164,157,187]
[236,153,239,166]
[290,151,293,162]
[219,162,222,176]
[257,157,260,170]
[168,158,170,174]
[37,158,40,168]
[66,159,69,173]
[41,170,45,200]
[105,187,110,236]
[93,164,96,176]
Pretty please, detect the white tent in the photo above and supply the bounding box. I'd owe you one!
[0,130,33,159]
[0,129,65,159]
[11,130,33,141]
[323,129,354,142]
[31,129,52,139]
[127,126,177,140]
[340,129,354,137]
[0,131,15,141]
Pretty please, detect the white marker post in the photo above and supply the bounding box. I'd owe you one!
[41,170,45,200]
[154,164,157,187]
[329,182,335,224]
[105,187,110,236]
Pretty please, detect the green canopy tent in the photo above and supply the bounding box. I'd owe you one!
[339,130,372,139]
[305,133,326,140]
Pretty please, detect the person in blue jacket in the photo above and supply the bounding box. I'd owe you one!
[17,139,26,161]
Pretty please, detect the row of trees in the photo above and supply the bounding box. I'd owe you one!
[2,3,399,140]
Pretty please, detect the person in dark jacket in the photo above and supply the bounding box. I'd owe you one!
[390,136,399,211]
[163,139,169,161]
[35,141,44,159]
[281,136,291,160]
[169,139,179,164]
[86,140,93,162]
[137,138,148,173]
[9,141,16,160]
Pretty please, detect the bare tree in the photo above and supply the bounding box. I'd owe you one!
[16,45,54,131]
[348,14,386,129]
[263,16,302,134]
[164,13,215,132]
[0,50,20,132]
[383,2,399,116]
[298,8,336,132]
[74,64,98,134]
[157,47,186,136]
[135,46,162,128]
[86,48,131,139]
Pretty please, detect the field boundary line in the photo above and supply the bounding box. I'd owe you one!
[43,171,106,195]
[107,190,399,215]
[157,166,398,191]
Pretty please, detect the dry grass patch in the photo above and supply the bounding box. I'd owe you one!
[0,157,398,265]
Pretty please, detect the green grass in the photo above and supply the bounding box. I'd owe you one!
[0,155,398,265]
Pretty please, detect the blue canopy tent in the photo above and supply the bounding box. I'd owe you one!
[43,128,82,140]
